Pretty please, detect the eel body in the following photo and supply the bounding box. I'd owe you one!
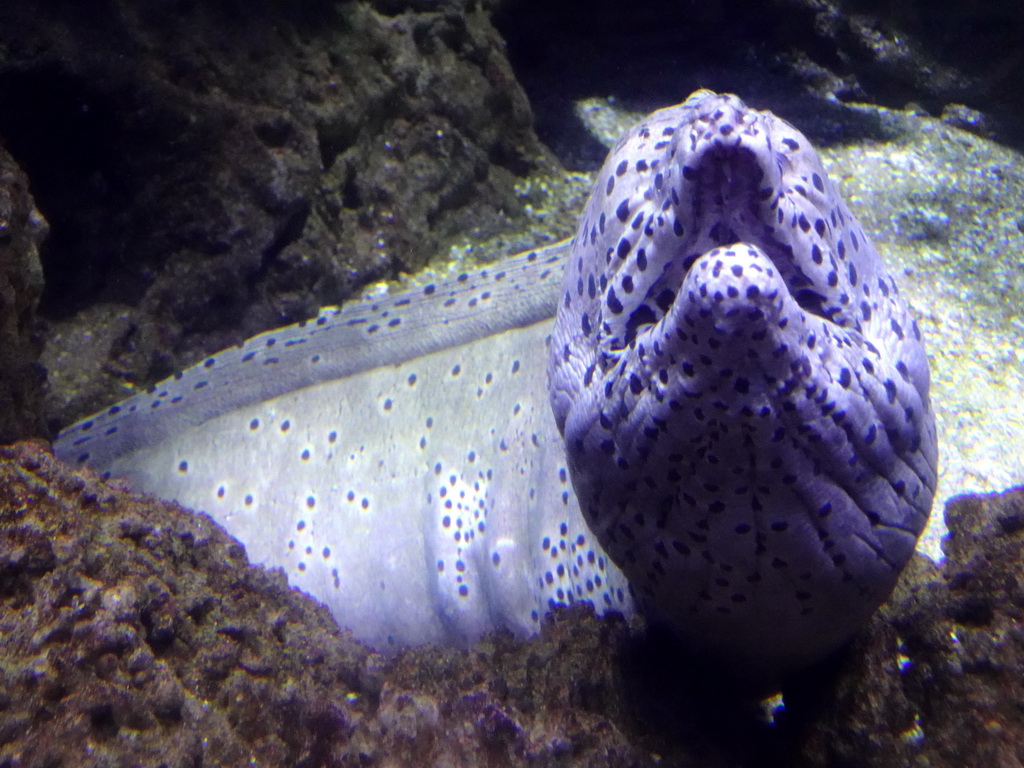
[56,241,635,652]
[550,90,936,674]
[56,91,936,675]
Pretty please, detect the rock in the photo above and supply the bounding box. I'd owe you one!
[0,148,47,443]
[495,0,1024,162]
[0,441,373,767]
[2,441,1023,766]
[0,0,549,430]
[797,487,1024,767]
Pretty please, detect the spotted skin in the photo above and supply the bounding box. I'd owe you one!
[57,300,632,652]
[55,91,936,675]
[57,241,570,473]
[549,90,937,676]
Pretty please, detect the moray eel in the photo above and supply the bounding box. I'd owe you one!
[55,91,936,676]
[550,90,937,675]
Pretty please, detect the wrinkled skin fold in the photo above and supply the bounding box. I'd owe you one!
[549,90,938,678]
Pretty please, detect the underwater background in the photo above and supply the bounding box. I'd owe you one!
[0,0,1022,765]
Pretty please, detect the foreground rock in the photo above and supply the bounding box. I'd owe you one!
[1,442,1022,766]
[798,486,1024,767]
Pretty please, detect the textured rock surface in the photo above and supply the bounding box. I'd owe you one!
[0,149,47,443]
[0,0,548,430]
[0,442,374,767]
[496,0,1024,165]
[2,441,1023,766]
[797,487,1024,767]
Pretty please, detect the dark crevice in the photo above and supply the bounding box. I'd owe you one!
[315,118,358,172]
[494,0,1024,160]
[493,0,824,170]
[0,67,128,316]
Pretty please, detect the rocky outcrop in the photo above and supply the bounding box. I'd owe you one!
[495,0,1024,165]
[2,441,1022,767]
[0,0,549,431]
[797,487,1024,767]
[0,149,47,443]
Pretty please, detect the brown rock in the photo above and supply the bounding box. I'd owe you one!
[797,487,1024,767]
[0,441,372,767]
[3,444,1023,767]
